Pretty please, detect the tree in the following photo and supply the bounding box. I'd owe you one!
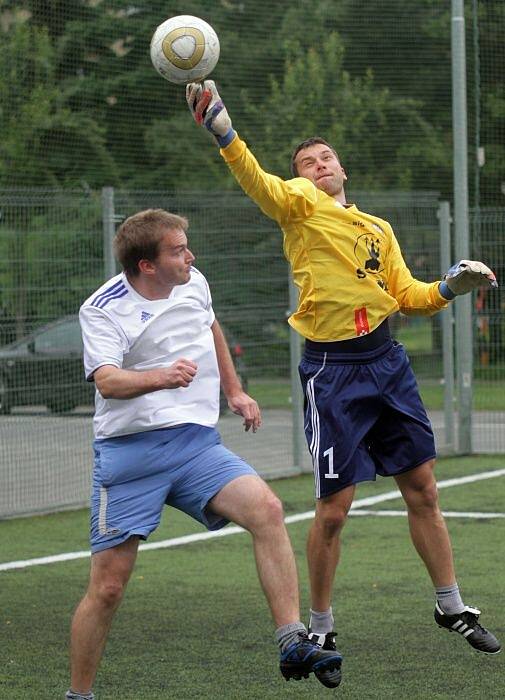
[0,18,117,187]
[242,32,449,192]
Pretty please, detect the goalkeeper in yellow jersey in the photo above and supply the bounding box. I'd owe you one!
[186,82,501,676]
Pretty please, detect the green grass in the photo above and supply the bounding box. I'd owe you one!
[418,379,505,410]
[395,321,433,352]
[1,456,505,698]
[248,378,293,409]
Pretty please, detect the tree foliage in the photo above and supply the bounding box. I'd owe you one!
[0,0,502,201]
[0,18,117,186]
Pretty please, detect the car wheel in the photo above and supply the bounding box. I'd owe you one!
[47,397,78,414]
[0,376,11,415]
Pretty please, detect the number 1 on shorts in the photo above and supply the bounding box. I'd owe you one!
[323,446,339,478]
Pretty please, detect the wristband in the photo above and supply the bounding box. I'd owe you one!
[216,129,236,148]
[439,281,456,300]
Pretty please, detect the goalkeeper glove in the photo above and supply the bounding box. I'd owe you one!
[439,259,498,299]
[186,80,235,147]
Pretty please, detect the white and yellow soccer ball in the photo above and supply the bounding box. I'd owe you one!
[150,15,220,85]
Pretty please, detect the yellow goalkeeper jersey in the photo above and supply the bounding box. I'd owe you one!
[221,135,448,342]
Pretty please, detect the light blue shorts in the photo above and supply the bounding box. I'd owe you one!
[90,423,257,553]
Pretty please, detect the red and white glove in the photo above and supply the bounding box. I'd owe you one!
[186,80,235,146]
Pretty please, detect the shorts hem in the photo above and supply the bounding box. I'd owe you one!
[91,529,150,554]
[317,474,377,499]
[316,452,437,499]
[389,453,437,477]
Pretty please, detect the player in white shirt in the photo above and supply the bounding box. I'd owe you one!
[66,209,342,700]
[80,264,220,439]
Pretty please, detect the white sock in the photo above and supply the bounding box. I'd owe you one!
[309,607,334,634]
[436,583,465,615]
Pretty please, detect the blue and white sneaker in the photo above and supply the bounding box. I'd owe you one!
[280,631,343,688]
[434,603,501,654]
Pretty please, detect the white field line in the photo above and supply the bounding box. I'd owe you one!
[350,510,505,519]
[1,467,505,573]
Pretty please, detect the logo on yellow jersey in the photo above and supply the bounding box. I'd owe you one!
[354,233,384,279]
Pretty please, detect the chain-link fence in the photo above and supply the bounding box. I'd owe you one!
[1,1,503,205]
[470,207,505,451]
[0,0,504,518]
[0,187,503,518]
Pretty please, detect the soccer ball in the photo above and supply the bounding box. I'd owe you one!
[150,15,220,85]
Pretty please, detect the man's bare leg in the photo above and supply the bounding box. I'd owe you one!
[394,460,455,586]
[209,475,299,625]
[69,537,139,694]
[307,485,355,614]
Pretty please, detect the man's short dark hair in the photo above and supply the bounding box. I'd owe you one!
[114,209,188,277]
[290,137,340,177]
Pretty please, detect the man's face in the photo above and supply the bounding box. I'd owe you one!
[149,227,195,288]
[294,143,347,197]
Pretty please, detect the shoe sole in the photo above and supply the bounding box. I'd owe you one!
[314,664,342,688]
[437,624,502,655]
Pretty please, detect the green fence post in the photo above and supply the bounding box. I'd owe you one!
[439,201,456,453]
[452,0,473,453]
[102,186,117,281]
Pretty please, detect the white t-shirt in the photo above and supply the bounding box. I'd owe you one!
[79,268,220,439]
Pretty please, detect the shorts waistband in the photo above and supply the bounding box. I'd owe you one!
[303,320,393,364]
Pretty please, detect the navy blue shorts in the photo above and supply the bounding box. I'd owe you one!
[299,339,436,498]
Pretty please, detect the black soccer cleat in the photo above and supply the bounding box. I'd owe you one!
[308,630,342,687]
[308,629,338,651]
[434,603,501,654]
[280,631,343,688]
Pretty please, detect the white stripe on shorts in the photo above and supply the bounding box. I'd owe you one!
[98,486,108,535]
[306,353,327,498]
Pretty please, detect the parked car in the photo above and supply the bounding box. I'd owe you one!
[0,316,248,414]
[0,316,92,414]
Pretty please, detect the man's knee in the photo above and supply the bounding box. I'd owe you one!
[404,461,441,513]
[316,505,349,540]
[92,581,126,608]
[234,480,286,535]
[411,482,440,513]
[254,487,285,529]
[313,487,354,540]
[90,576,128,610]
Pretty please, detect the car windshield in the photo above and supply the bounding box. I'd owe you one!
[0,318,83,353]
[33,320,83,354]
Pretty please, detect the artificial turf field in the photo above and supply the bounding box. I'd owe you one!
[1,455,504,699]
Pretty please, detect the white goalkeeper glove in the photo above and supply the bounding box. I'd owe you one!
[439,259,498,299]
[186,80,235,147]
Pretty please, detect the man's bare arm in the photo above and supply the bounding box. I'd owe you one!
[211,320,261,432]
[93,360,198,400]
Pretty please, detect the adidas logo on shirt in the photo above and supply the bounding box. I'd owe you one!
[140,311,154,323]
